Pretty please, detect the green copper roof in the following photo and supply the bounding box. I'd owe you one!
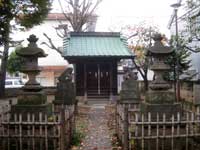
[63,32,134,58]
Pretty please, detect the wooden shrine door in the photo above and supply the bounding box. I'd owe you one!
[86,63,110,97]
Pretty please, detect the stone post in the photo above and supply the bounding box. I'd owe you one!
[120,70,140,104]
[53,67,76,111]
[119,70,140,150]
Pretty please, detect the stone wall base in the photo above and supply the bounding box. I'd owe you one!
[141,103,182,120]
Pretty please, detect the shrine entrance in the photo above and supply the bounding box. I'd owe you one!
[75,60,117,99]
[86,63,110,97]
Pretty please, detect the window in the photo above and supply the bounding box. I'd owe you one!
[5,81,12,85]
[54,77,59,86]
[14,80,23,85]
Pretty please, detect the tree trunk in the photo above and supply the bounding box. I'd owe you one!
[143,76,149,92]
[132,59,149,92]
[173,65,177,101]
[0,25,10,98]
[176,76,181,101]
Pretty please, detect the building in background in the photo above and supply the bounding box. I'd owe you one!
[37,65,67,87]
[9,12,98,66]
[168,1,200,80]
[168,1,200,102]
[3,13,98,86]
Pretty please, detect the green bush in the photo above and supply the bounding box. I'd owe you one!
[71,130,85,146]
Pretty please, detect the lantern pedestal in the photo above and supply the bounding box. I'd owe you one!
[142,91,181,120]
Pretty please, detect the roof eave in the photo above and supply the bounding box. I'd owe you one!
[63,55,135,60]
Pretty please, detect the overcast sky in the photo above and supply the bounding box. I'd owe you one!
[52,0,189,36]
[95,0,186,36]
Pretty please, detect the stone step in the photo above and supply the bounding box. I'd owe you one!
[87,98,110,105]
[87,95,110,99]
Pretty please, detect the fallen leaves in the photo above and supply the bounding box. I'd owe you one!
[70,104,121,150]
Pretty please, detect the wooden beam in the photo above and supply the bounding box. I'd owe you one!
[98,64,100,95]
[110,63,113,101]
[84,64,87,101]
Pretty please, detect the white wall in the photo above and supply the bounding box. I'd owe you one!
[10,20,68,66]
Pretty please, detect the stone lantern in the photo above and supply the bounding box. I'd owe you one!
[16,35,47,90]
[12,34,49,113]
[149,35,172,90]
[142,34,181,117]
[146,34,174,103]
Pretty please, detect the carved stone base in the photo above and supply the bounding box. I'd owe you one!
[11,103,51,114]
[10,103,52,121]
[11,91,50,120]
[17,91,47,105]
[141,103,182,120]
[120,90,140,102]
[145,91,175,104]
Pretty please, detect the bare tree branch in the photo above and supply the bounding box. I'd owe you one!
[54,25,67,38]
[183,45,200,53]
[9,40,24,47]
[127,33,138,40]
[42,0,102,58]
[58,0,73,22]
[55,28,64,38]
[42,33,62,55]
[58,0,102,31]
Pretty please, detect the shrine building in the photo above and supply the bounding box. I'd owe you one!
[62,32,134,101]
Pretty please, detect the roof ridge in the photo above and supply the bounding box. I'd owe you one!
[63,32,135,58]
[69,32,120,37]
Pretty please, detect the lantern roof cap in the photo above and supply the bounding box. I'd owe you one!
[148,34,173,54]
[16,34,47,57]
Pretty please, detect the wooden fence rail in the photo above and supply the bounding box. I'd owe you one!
[116,103,200,150]
[0,104,75,150]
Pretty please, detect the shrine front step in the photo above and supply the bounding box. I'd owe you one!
[87,98,110,105]
[87,95,110,99]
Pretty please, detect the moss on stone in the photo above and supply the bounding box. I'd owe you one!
[17,94,46,105]
[145,91,175,104]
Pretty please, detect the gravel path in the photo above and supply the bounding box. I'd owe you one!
[80,105,112,150]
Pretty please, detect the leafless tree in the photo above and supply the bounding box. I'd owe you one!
[58,0,102,32]
[42,0,102,52]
